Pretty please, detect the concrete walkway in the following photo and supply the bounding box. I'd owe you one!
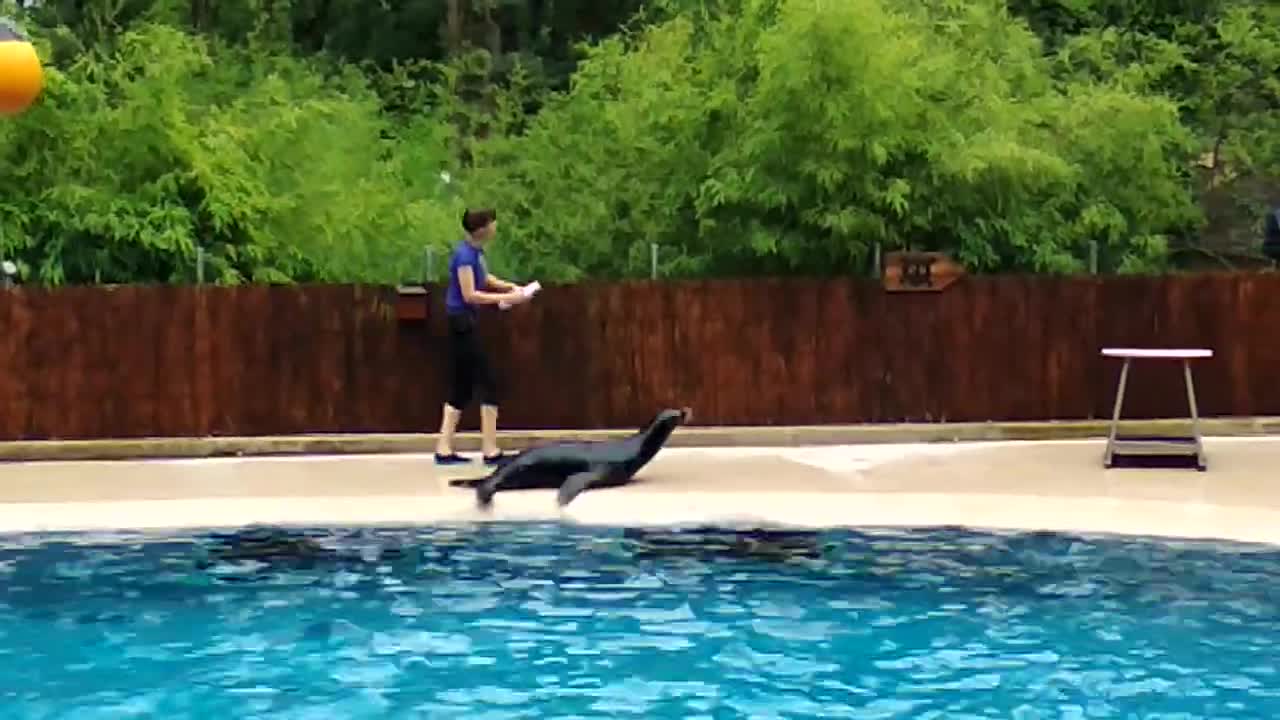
[1,416,1277,462]
[2,436,1279,546]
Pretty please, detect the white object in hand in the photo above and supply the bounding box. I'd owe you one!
[500,281,541,310]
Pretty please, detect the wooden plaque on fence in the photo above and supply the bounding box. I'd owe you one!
[882,251,965,293]
[394,285,429,322]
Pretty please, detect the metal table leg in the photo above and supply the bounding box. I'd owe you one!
[1183,359,1206,470]
[1105,358,1130,468]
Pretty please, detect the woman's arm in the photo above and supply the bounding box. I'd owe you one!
[459,266,523,305]
[485,273,518,292]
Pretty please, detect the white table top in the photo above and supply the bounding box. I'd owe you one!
[1101,348,1213,359]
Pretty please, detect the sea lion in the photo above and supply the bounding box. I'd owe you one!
[450,407,692,508]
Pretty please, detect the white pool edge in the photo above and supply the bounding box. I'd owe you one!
[4,437,1280,546]
[4,491,1280,547]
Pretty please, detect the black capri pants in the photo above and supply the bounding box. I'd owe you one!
[446,312,500,409]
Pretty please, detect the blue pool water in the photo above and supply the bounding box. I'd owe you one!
[2,523,1280,718]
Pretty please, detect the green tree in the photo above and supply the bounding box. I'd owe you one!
[1011,0,1280,265]
[465,0,1199,278]
[6,0,1273,284]
[0,20,462,285]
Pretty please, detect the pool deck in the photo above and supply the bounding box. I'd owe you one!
[2,433,1280,545]
[2,415,1278,462]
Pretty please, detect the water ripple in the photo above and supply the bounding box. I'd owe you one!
[2,524,1280,718]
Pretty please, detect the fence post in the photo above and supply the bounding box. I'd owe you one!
[0,225,10,289]
[423,247,435,283]
[650,242,659,280]
[872,242,882,278]
[196,246,205,284]
[1089,241,1098,274]
[0,225,9,289]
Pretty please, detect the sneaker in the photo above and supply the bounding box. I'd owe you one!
[434,453,471,465]
[483,452,516,467]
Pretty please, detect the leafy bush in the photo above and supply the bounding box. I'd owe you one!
[466,0,1201,278]
[4,0,1269,284]
[0,21,462,285]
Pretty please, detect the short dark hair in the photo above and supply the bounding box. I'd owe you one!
[462,208,497,234]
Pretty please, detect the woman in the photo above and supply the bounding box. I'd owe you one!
[434,208,533,466]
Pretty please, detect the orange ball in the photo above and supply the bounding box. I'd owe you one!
[0,20,43,116]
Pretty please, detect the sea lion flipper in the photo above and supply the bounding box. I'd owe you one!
[557,466,609,507]
[475,467,507,509]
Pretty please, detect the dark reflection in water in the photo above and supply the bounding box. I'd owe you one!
[2,523,1280,719]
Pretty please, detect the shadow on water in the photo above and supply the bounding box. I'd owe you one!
[3,523,1280,627]
[621,526,827,561]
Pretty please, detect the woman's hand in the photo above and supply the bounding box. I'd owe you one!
[498,281,543,310]
[501,289,530,306]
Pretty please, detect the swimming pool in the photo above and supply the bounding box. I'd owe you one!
[2,522,1278,718]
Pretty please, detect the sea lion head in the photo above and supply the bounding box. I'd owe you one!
[655,407,693,426]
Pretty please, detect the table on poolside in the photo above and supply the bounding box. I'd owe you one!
[1100,347,1213,471]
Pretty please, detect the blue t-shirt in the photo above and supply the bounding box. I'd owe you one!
[445,239,487,316]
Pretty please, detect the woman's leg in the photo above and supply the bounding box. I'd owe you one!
[480,404,500,458]
[472,341,507,463]
[435,404,464,458]
[436,316,476,462]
